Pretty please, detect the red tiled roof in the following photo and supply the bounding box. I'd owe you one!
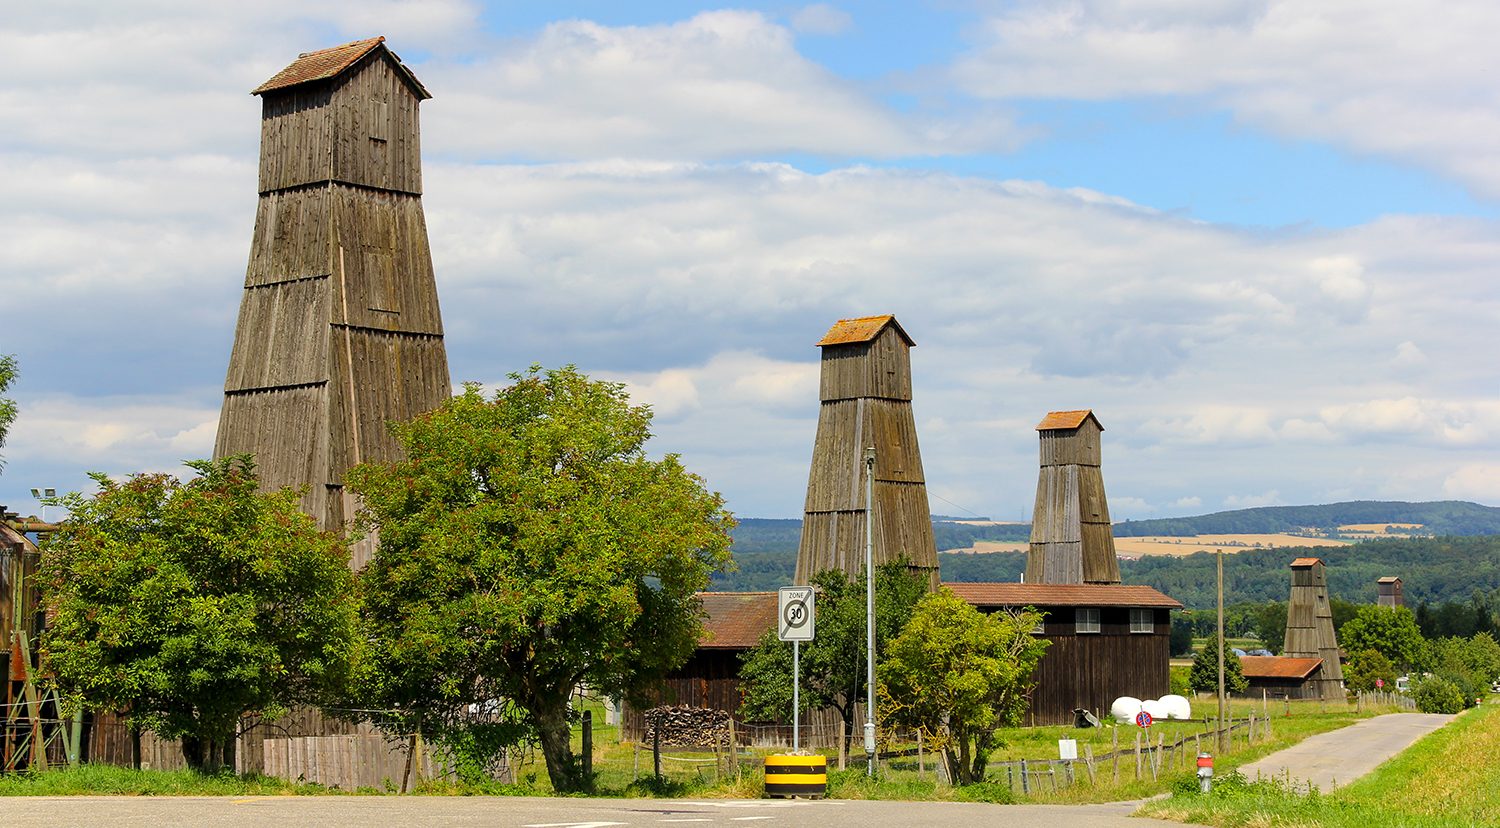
[815,315,914,347]
[1290,557,1323,568]
[252,37,431,99]
[697,592,778,649]
[1241,656,1323,680]
[942,582,1182,609]
[1036,410,1101,431]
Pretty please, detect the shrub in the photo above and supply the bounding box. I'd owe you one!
[1413,675,1465,714]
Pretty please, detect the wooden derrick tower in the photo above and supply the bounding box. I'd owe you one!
[215,38,449,568]
[1284,557,1345,700]
[795,315,939,589]
[1026,410,1121,584]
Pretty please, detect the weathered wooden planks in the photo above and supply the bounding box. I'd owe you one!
[1027,413,1120,584]
[1282,558,1345,700]
[798,318,938,588]
[217,40,450,565]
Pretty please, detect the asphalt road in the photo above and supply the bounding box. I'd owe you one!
[1,795,1194,828]
[1236,711,1456,792]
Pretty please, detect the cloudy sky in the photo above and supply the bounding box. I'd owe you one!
[2,1,1497,523]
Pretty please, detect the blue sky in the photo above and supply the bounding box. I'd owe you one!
[2,1,1498,524]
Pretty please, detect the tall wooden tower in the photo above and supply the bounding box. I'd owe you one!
[795,315,939,588]
[1025,410,1121,584]
[1284,557,1345,700]
[215,38,450,568]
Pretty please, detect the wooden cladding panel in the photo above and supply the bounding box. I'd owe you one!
[214,384,331,523]
[1080,522,1121,583]
[1026,540,1083,584]
[330,186,443,333]
[1037,419,1102,467]
[1025,626,1171,725]
[258,86,334,192]
[245,187,334,286]
[223,278,332,391]
[818,327,912,402]
[796,483,939,587]
[1030,464,1081,544]
[1078,465,1112,524]
[803,399,926,511]
[330,57,422,194]
[326,329,450,483]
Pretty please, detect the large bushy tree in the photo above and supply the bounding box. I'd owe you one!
[346,367,734,793]
[1343,649,1398,694]
[1340,605,1427,671]
[40,457,358,771]
[737,562,926,767]
[878,588,1048,785]
[0,353,16,471]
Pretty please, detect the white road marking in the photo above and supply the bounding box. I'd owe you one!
[524,822,628,828]
[730,818,774,822]
[659,820,712,823]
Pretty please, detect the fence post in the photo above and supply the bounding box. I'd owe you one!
[1112,728,1119,783]
[728,718,739,777]
[1082,744,1097,785]
[917,730,925,779]
[653,725,662,784]
[1020,758,1030,794]
[582,711,593,787]
[1134,730,1142,779]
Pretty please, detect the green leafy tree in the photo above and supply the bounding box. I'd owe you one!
[0,353,16,471]
[1188,638,1249,695]
[1169,615,1195,657]
[1343,649,1398,694]
[1253,601,1287,654]
[1413,675,1465,714]
[1340,605,1427,671]
[346,367,734,793]
[737,562,926,766]
[39,457,358,771]
[877,588,1048,785]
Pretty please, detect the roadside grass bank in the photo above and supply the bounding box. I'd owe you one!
[0,697,1411,802]
[1139,702,1498,827]
[0,764,344,796]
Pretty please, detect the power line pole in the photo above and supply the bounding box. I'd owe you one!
[864,445,877,777]
[1217,547,1227,755]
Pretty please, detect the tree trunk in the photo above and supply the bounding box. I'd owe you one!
[223,732,237,775]
[129,724,142,771]
[181,735,206,771]
[535,700,585,793]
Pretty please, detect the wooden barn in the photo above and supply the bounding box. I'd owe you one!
[1027,410,1121,585]
[1283,557,1345,701]
[946,583,1180,725]
[1238,656,1328,700]
[214,36,450,569]
[625,582,1181,737]
[796,315,939,588]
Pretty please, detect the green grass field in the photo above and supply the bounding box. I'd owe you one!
[1140,701,1499,827]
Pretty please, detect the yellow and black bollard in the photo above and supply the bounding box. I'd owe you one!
[764,753,828,798]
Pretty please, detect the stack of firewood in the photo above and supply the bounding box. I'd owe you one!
[642,706,731,746]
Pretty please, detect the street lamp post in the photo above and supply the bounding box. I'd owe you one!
[863,445,877,777]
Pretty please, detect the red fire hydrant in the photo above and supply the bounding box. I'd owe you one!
[1196,753,1214,793]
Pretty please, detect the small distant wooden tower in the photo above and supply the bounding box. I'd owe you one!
[796,315,939,588]
[1376,576,1404,607]
[1284,557,1345,700]
[215,38,450,568]
[1026,410,1120,584]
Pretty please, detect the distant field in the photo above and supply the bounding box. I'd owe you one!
[1114,534,1351,557]
[944,540,1028,554]
[1337,522,1426,537]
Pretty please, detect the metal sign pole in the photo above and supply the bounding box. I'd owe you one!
[793,639,800,753]
[864,445,877,777]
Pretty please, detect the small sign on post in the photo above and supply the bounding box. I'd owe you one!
[778,587,815,642]
[1058,738,1078,761]
[1135,710,1154,728]
[778,587,815,753]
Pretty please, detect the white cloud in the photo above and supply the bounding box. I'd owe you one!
[1171,496,1202,509]
[423,11,1022,160]
[953,0,1500,196]
[1223,490,1282,509]
[790,4,853,36]
[1443,464,1500,503]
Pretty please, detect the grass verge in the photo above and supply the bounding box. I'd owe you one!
[0,764,346,796]
[1139,702,1498,827]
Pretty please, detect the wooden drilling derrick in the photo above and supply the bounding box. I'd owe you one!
[1283,557,1345,700]
[214,38,450,568]
[1377,576,1404,608]
[795,315,939,589]
[1025,410,1121,585]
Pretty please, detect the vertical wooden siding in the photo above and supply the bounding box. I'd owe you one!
[1283,561,1345,700]
[1028,418,1120,584]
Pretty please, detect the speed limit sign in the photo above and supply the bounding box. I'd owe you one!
[778,586,815,642]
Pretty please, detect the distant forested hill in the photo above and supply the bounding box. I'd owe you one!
[1112,500,1500,537]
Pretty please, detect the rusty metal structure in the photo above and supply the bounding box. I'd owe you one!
[1025,410,1121,585]
[214,37,450,569]
[1283,557,1345,701]
[795,315,938,588]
